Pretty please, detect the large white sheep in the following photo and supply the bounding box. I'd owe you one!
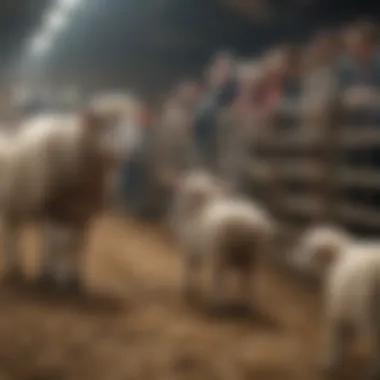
[292,225,380,379]
[171,170,275,308]
[0,109,120,293]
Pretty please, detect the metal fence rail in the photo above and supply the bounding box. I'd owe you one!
[233,99,380,238]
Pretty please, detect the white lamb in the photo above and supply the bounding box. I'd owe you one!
[292,225,380,379]
[171,170,275,308]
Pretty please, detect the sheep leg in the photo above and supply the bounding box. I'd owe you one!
[2,220,22,282]
[319,317,350,377]
[40,223,65,287]
[183,252,201,303]
[40,223,86,293]
[239,264,254,310]
[210,259,226,311]
[62,227,87,294]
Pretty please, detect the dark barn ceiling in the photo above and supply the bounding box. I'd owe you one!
[0,0,50,66]
[0,0,379,100]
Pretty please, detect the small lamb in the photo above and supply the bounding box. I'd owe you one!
[171,170,275,309]
[292,225,380,379]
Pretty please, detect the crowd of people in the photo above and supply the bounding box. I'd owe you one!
[117,19,380,222]
[0,19,380,378]
[8,20,377,222]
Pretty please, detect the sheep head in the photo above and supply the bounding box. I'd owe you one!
[79,108,123,162]
[291,225,351,274]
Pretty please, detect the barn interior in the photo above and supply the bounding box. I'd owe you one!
[0,0,379,379]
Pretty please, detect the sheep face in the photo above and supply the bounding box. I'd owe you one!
[292,226,350,274]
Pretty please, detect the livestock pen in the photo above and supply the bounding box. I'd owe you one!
[0,100,376,380]
[2,21,380,380]
[244,98,380,244]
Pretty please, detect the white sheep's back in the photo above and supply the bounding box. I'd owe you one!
[200,198,270,233]
[0,113,84,214]
[194,198,271,251]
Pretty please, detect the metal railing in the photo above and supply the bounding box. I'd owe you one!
[233,98,380,237]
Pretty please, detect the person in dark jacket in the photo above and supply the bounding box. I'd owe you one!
[120,103,155,218]
[194,51,239,174]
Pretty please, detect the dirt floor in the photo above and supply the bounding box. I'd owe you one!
[0,215,368,380]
